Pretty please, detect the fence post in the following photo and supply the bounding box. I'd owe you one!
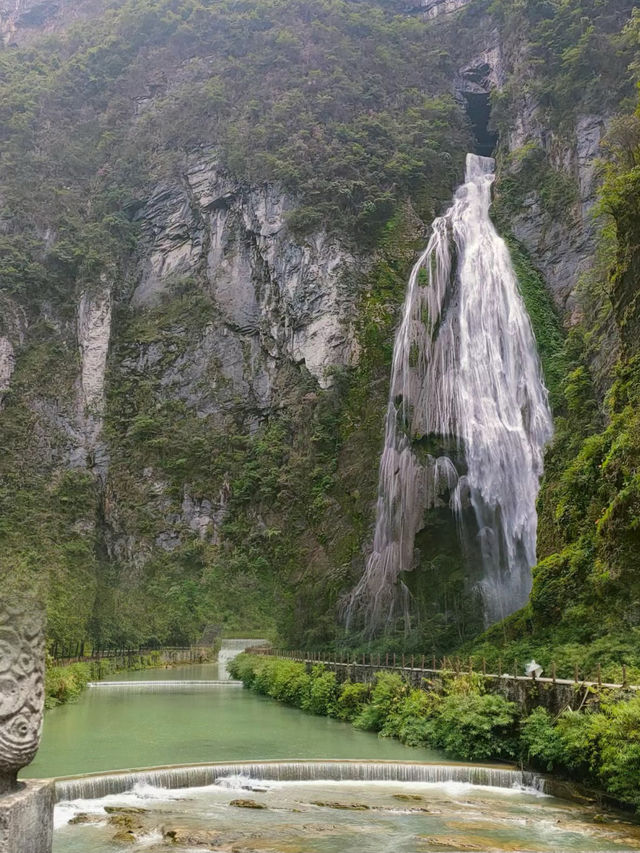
[468,657,473,674]
[574,664,579,684]
[498,658,502,678]
[393,653,397,667]
[513,659,518,679]
[552,662,556,683]
[597,663,602,689]
[411,655,414,669]
[482,657,486,675]
[622,664,628,688]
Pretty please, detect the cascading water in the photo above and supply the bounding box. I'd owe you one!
[347,154,553,633]
[55,760,543,801]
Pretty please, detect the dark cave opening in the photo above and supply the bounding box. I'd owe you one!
[463,91,498,158]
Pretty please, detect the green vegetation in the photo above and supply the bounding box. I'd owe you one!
[466,87,640,682]
[44,651,170,708]
[231,655,518,763]
[231,653,640,812]
[2,0,640,689]
[490,0,638,132]
[0,0,473,652]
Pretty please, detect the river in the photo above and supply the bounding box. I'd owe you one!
[26,663,640,852]
[25,663,442,779]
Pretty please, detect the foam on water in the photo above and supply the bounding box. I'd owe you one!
[54,759,545,803]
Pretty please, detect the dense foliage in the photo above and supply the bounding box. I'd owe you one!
[0,0,473,651]
[232,654,640,812]
[3,0,640,676]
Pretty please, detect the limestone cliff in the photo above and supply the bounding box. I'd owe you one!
[0,0,635,653]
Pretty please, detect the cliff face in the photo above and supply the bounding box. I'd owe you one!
[0,155,365,641]
[0,0,99,43]
[131,157,358,395]
[1,0,637,653]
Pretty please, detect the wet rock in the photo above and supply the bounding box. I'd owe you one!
[310,801,370,810]
[392,793,423,802]
[163,826,224,845]
[104,806,149,815]
[229,799,267,809]
[419,838,484,851]
[68,812,103,825]
[112,828,137,844]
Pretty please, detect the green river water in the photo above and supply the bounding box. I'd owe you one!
[26,663,640,852]
[25,664,442,779]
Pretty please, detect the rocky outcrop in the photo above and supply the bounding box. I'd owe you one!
[75,284,112,471]
[507,113,608,318]
[419,0,473,19]
[132,157,359,394]
[0,0,99,45]
[0,337,15,408]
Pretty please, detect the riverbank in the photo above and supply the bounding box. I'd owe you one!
[230,653,640,815]
[45,649,215,708]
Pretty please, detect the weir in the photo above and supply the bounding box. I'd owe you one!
[217,638,268,679]
[347,154,552,633]
[54,759,545,802]
[88,680,242,690]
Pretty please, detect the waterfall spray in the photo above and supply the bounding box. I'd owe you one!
[346,154,553,634]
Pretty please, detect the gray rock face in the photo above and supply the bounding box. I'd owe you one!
[133,157,359,393]
[508,114,608,316]
[0,337,15,409]
[0,0,98,45]
[73,282,112,472]
[457,44,505,95]
[419,0,473,19]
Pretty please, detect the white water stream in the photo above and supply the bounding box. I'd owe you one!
[348,154,553,632]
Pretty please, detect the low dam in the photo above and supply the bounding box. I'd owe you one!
[53,759,640,853]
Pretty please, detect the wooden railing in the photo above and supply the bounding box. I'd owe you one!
[50,646,212,667]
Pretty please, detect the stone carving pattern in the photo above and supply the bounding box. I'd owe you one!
[0,601,45,794]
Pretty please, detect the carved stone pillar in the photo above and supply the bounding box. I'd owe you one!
[0,596,52,853]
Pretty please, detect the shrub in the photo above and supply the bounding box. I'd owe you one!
[520,707,567,771]
[228,652,260,686]
[380,686,441,746]
[301,666,339,716]
[590,696,640,809]
[432,691,519,761]
[45,662,93,708]
[353,672,407,732]
[331,681,371,721]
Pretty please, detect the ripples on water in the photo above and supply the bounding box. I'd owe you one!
[54,776,640,853]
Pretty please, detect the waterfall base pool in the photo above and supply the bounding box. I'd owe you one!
[54,773,640,852]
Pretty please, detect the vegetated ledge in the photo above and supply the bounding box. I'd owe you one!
[228,654,640,817]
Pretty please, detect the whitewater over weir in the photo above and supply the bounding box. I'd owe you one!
[348,154,553,632]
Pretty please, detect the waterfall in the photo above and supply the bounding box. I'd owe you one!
[347,154,553,633]
[55,760,546,801]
